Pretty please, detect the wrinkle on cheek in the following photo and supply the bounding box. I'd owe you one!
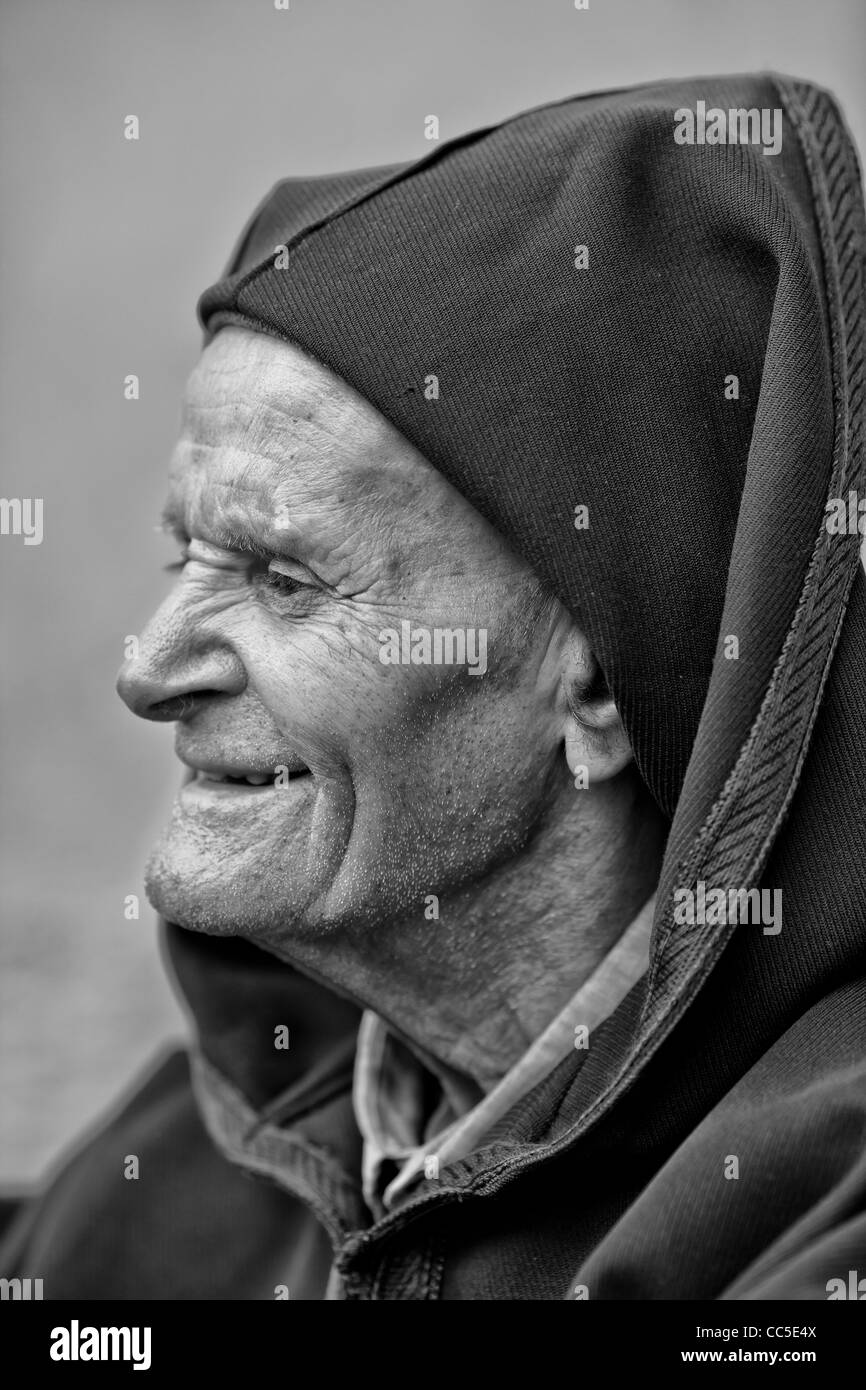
[214,609,367,765]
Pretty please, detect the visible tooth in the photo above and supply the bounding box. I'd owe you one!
[246,773,269,785]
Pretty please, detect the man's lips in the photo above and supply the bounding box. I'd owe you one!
[179,758,311,789]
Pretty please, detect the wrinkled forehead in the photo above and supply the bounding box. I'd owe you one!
[165,326,433,552]
[177,326,393,485]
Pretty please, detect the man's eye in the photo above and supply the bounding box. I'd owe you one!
[255,566,307,597]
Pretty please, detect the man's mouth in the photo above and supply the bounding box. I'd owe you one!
[198,770,280,787]
[180,760,312,792]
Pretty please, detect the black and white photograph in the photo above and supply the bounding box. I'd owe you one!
[1,0,865,1349]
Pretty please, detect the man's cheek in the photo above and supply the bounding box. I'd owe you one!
[215,613,346,727]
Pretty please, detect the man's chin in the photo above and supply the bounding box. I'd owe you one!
[143,841,291,941]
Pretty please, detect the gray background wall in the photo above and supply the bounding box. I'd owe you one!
[1,0,864,1183]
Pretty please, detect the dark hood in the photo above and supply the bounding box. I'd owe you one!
[198,71,848,817]
[165,73,865,1239]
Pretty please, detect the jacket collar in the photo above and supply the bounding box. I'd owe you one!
[354,893,655,1215]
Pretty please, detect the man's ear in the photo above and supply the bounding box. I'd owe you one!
[561,628,632,784]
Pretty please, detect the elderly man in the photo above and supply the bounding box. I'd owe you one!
[2,72,865,1301]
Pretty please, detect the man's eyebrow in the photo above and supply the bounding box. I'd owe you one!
[158,507,301,564]
[210,527,287,561]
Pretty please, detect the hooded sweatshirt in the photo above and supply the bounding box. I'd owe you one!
[1,72,864,1301]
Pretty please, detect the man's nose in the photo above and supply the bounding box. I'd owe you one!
[116,601,246,721]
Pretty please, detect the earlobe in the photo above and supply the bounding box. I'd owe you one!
[564,707,632,785]
[561,632,633,783]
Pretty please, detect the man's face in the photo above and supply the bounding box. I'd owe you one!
[118,327,569,948]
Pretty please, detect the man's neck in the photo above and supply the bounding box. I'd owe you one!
[280,765,667,1090]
